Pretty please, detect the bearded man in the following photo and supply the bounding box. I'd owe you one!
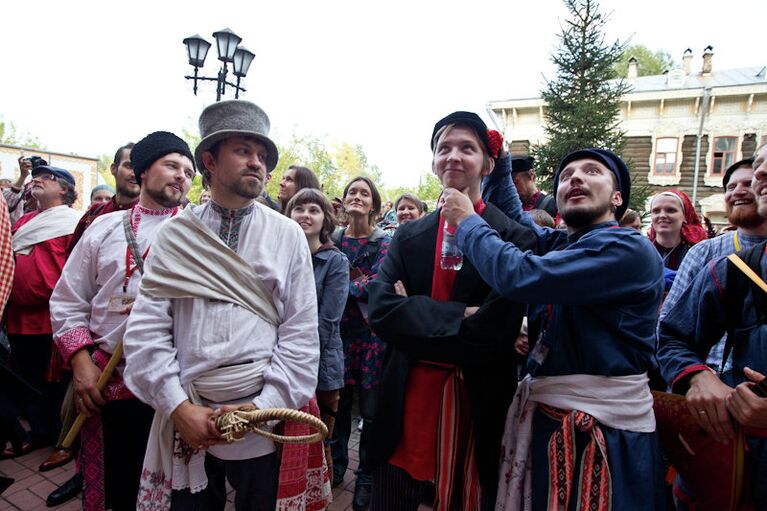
[660,157,767,368]
[50,131,194,510]
[443,148,666,510]
[658,143,767,509]
[124,101,326,511]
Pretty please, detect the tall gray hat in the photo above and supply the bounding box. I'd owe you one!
[195,100,279,172]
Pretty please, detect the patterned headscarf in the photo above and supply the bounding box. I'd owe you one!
[648,190,708,245]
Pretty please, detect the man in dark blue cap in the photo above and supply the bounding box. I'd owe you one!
[443,148,666,510]
[509,155,558,218]
[3,164,81,459]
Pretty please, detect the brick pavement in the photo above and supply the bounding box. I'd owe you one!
[1,420,430,510]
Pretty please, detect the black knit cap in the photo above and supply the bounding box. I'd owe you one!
[553,148,631,220]
[722,157,754,188]
[510,156,535,173]
[131,131,195,186]
[431,111,490,154]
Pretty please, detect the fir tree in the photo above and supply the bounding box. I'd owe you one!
[531,0,628,189]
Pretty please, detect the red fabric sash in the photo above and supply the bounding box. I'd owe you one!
[540,404,612,511]
[275,397,331,510]
[434,367,482,510]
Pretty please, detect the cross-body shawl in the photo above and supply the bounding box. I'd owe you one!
[138,206,280,325]
[12,205,80,255]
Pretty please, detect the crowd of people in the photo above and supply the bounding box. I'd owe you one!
[0,99,765,511]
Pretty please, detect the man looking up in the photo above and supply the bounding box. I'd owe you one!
[367,112,536,510]
[40,141,140,507]
[49,132,194,510]
[124,100,323,510]
[510,155,557,217]
[5,165,80,455]
[443,149,665,510]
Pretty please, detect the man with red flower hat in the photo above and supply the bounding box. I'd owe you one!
[367,111,536,510]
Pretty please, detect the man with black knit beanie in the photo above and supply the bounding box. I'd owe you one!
[50,131,194,510]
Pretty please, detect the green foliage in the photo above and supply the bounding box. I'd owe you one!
[96,154,116,187]
[531,0,629,192]
[415,173,443,208]
[181,125,204,204]
[266,134,387,203]
[0,120,44,148]
[613,44,676,78]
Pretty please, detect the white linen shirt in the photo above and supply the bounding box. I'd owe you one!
[123,201,319,460]
[51,205,176,362]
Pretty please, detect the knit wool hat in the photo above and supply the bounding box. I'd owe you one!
[553,148,631,220]
[131,131,195,186]
[431,111,491,155]
[195,100,279,172]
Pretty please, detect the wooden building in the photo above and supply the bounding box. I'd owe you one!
[488,47,767,225]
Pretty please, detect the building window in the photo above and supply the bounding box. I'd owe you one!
[654,138,678,175]
[711,136,737,175]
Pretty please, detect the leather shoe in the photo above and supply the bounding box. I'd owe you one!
[39,448,74,472]
[46,473,82,507]
[352,483,371,511]
[332,470,344,488]
[1,441,34,459]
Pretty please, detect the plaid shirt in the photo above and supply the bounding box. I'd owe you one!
[661,230,767,368]
[0,194,14,312]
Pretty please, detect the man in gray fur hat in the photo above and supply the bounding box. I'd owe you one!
[124,100,325,510]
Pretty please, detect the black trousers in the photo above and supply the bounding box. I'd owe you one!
[170,451,278,511]
[331,384,378,485]
[7,333,67,445]
[371,463,497,511]
[101,399,155,511]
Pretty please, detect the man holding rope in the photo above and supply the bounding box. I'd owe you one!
[50,131,194,510]
[124,100,323,511]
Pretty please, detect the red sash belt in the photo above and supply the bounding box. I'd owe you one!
[540,404,612,511]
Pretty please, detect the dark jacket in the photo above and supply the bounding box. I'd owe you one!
[312,243,350,391]
[367,204,537,491]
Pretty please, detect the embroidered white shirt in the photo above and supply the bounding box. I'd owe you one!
[123,202,319,460]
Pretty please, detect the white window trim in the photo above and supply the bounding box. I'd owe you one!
[647,135,682,186]
[704,133,741,187]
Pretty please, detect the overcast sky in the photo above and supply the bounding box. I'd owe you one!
[1,0,765,186]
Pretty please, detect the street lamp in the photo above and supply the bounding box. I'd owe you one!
[183,28,254,101]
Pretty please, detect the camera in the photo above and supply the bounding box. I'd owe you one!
[25,156,48,168]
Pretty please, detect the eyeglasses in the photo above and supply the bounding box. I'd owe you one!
[34,174,57,182]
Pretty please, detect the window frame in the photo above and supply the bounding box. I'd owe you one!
[652,137,680,176]
[709,135,738,176]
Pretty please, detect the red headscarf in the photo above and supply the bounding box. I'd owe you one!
[648,189,708,245]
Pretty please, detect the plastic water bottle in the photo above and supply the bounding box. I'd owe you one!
[440,222,463,270]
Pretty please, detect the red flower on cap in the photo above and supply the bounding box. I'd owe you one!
[487,130,504,159]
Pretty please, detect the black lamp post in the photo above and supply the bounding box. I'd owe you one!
[183,28,254,101]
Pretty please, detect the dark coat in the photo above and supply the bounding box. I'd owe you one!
[367,203,537,491]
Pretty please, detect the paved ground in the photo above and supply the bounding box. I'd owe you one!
[0,418,428,510]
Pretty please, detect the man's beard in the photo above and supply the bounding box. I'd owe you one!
[117,181,140,200]
[225,173,263,201]
[145,184,183,208]
[561,201,613,231]
[727,203,763,229]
